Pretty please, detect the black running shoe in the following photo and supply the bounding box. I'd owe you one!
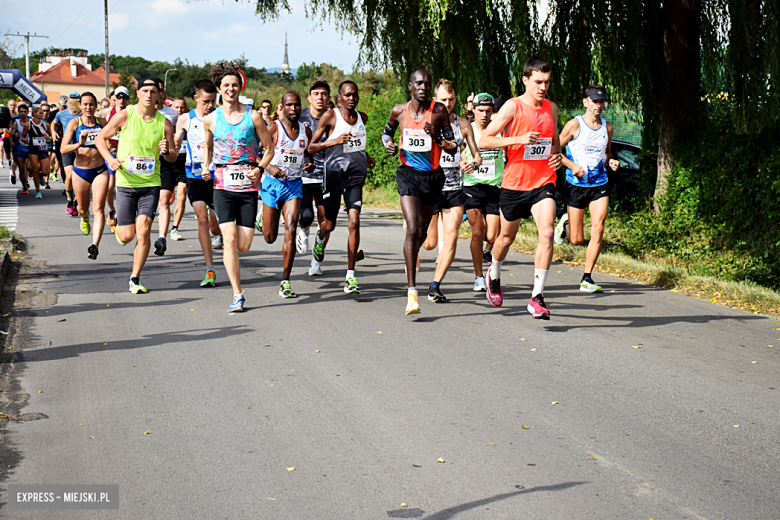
[356,249,365,262]
[154,236,167,256]
[87,244,99,260]
[482,250,492,264]
[428,285,447,303]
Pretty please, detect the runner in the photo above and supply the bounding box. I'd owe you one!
[153,78,180,256]
[554,85,620,293]
[105,86,130,232]
[296,80,330,265]
[478,57,564,319]
[6,99,18,180]
[54,93,83,216]
[95,78,178,293]
[383,69,458,315]
[40,103,54,188]
[306,81,375,293]
[49,95,68,182]
[421,79,482,302]
[101,91,115,119]
[9,102,31,194]
[462,93,504,292]
[61,92,110,259]
[259,99,275,125]
[203,63,274,311]
[23,106,52,198]
[169,98,190,241]
[260,91,312,298]
[174,79,220,287]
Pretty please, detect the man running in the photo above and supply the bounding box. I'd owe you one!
[24,105,52,198]
[9,103,31,194]
[96,78,178,294]
[383,69,457,315]
[308,81,375,294]
[296,80,330,265]
[462,93,504,292]
[6,99,18,180]
[203,63,274,311]
[260,92,312,298]
[54,93,83,216]
[169,98,190,241]
[105,86,130,232]
[174,79,221,287]
[259,100,275,125]
[479,57,564,319]
[153,78,180,256]
[422,79,482,302]
[554,85,620,293]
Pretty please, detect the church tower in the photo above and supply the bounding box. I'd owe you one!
[281,32,291,75]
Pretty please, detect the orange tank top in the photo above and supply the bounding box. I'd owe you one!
[399,102,441,172]
[502,97,556,191]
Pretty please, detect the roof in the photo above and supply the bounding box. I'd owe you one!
[30,59,105,86]
[94,65,137,88]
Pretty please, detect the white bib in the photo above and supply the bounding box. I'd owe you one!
[402,128,432,152]
[223,164,253,187]
[473,159,496,179]
[32,137,47,149]
[343,130,367,153]
[128,155,155,174]
[523,137,552,161]
[84,128,100,146]
[440,150,461,169]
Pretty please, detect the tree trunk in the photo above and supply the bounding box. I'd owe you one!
[654,0,701,212]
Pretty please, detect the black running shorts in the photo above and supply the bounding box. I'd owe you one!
[561,182,609,210]
[435,189,466,212]
[499,183,556,222]
[395,165,445,207]
[213,189,258,229]
[323,185,363,222]
[463,184,501,215]
[186,178,214,210]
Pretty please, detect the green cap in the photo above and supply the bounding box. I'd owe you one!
[473,92,494,106]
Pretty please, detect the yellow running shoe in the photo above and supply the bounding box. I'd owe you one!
[80,215,91,235]
[405,291,421,315]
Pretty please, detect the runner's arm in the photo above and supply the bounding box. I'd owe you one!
[431,103,457,153]
[558,117,581,175]
[201,113,215,181]
[174,113,188,151]
[253,111,275,171]
[60,119,82,154]
[262,118,285,179]
[606,122,619,171]
[96,111,128,168]
[308,111,344,154]
[383,104,403,156]
[459,116,482,173]
[160,119,178,163]
[303,126,315,173]
[548,102,563,170]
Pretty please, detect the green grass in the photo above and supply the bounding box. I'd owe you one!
[0,226,12,240]
[363,183,401,209]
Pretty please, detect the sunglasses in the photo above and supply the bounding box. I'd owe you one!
[261,105,271,109]
[116,94,129,100]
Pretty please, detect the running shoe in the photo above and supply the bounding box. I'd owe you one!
[10,172,16,185]
[129,280,147,294]
[212,234,223,250]
[87,244,99,260]
[21,187,28,195]
[228,292,245,312]
[554,213,568,245]
[344,277,360,294]
[279,281,296,298]
[580,279,602,293]
[35,191,42,199]
[200,270,217,288]
[527,294,551,320]
[405,292,421,315]
[170,228,183,241]
[308,265,323,276]
[80,216,91,236]
[45,181,51,189]
[255,213,263,232]
[485,267,503,307]
[482,250,492,264]
[296,227,308,254]
[107,211,117,232]
[154,236,167,256]
[473,276,487,292]
[428,285,447,303]
[356,249,365,262]
[312,233,325,262]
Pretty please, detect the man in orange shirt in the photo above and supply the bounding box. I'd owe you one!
[479,57,564,319]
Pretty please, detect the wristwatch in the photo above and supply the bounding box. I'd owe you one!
[472,161,479,170]
[257,165,265,175]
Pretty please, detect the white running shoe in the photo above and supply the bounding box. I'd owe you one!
[170,228,183,241]
[473,276,487,291]
[211,234,223,250]
[308,265,323,276]
[296,226,309,254]
[554,213,568,245]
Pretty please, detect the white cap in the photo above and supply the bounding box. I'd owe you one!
[115,86,130,97]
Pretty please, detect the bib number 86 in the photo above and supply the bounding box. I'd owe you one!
[135,162,150,171]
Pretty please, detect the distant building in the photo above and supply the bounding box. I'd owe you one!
[30,50,135,101]
[281,32,291,75]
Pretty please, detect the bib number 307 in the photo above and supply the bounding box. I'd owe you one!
[128,156,155,173]
[523,137,552,161]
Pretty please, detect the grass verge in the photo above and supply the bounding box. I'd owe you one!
[0,226,11,240]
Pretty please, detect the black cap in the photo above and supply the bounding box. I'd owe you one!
[137,78,160,92]
[585,88,607,102]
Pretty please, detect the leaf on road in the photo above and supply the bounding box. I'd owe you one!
[552,401,559,405]
[104,343,107,345]
[263,498,276,501]
[0,331,7,335]
[591,455,596,459]
[229,313,236,316]
[752,361,757,364]
[106,304,110,307]
[89,435,94,439]
[376,331,382,334]
[521,425,529,429]
[144,430,151,435]
[189,309,194,312]
[733,425,739,428]
[132,364,136,367]
[486,443,496,445]
[769,345,775,348]
[58,319,66,322]
[316,350,321,353]
[400,503,407,508]
[38,390,42,393]
[632,345,641,349]
[509,273,513,276]
[264,344,270,347]
[557,271,562,273]
[530,348,536,351]
[286,467,295,471]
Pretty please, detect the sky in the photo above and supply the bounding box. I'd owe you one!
[2,0,361,72]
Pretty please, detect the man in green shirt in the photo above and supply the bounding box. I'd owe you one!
[97,78,178,294]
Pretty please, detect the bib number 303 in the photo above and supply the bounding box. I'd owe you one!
[128,156,155,173]
[402,129,432,152]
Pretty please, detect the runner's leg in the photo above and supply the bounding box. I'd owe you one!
[132,216,153,277]
[91,173,109,247]
[280,198,300,280]
[467,208,486,277]
[433,205,464,282]
[583,196,609,274]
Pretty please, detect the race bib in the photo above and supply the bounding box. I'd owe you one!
[179,139,187,155]
[440,150,461,169]
[223,164,253,187]
[190,143,204,163]
[280,149,304,171]
[32,137,47,150]
[473,159,496,179]
[402,128,432,152]
[343,131,367,153]
[523,137,552,161]
[128,155,155,174]
[84,129,100,146]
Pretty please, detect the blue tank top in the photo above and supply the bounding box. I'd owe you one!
[74,117,103,149]
[212,106,258,165]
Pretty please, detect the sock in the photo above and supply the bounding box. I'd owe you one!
[303,227,310,237]
[437,241,444,254]
[172,226,178,231]
[408,287,417,295]
[66,190,74,202]
[582,272,594,283]
[315,231,325,245]
[130,276,139,285]
[281,279,289,284]
[490,257,503,280]
[206,264,214,274]
[346,269,355,280]
[81,216,88,222]
[159,235,166,241]
[532,268,549,297]
[311,258,320,269]
[430,280,440,290]
[109,209,115,217]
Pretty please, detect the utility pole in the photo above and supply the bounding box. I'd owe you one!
[4,32,49,78]
[104,0,110,97]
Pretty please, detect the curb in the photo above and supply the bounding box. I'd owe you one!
[0,251,9,300]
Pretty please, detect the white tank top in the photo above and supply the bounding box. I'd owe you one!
[185,110,205,168]
[269,120,309,180]
[565,115,608,187]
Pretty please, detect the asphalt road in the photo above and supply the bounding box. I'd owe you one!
[1,164,779,519]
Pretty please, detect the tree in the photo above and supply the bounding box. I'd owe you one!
[247,0,779,207]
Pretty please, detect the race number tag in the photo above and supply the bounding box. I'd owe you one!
[179,139,187,155]
[32,137,47,150]
[191,143,204,163]
[84,129,100,146]
[223,164,253,187]
[280,149,304,171]
[343,131,367,153]
[523,137,552,160]
[128,156,156,174]
[439,150,461,169]
[402,128,432,152]
[473,159,496,179]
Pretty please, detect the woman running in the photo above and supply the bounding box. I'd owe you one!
[61,92,110,260]
[23,106,52,198]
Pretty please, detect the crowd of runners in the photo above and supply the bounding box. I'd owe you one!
[0,57,619,319]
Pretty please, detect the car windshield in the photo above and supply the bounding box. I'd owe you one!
[617,148,640,170]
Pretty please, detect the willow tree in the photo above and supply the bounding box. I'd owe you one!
[248,0,780,205]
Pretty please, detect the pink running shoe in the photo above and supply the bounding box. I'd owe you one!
[527,294,551,320]
[485,266,503,307]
